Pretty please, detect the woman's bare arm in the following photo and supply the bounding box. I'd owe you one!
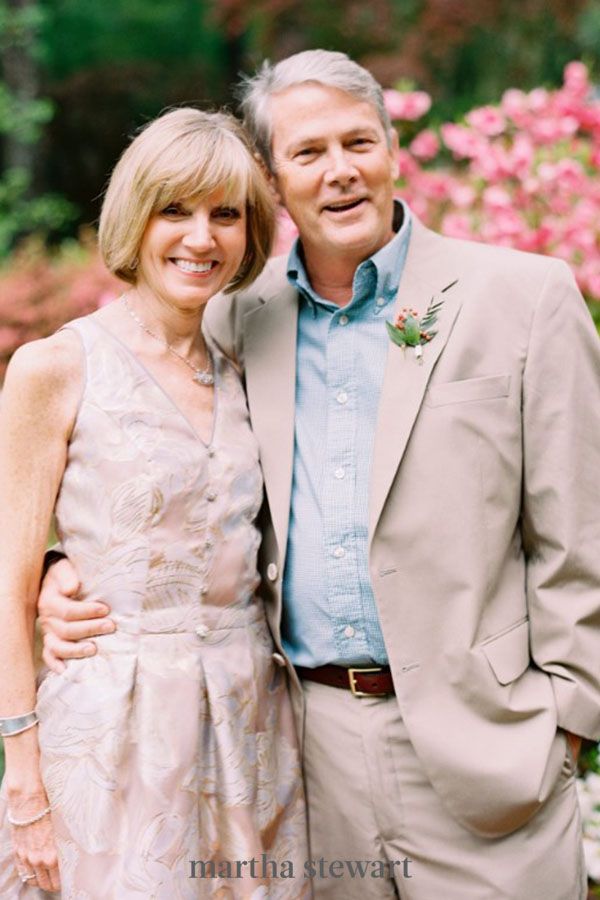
[0,329,82,891]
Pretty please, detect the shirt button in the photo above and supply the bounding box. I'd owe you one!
[343,625,355,638]
[334,468,345,479]
[208,448,215,458]
[333,546,345,559]
[206,491,217,502]
[376,297,385,307]
[339,314,349,326]
[336,391,348,405]
[267,563,278,581]
[195,624,209,638]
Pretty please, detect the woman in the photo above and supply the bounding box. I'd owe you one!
[0,108,308,898]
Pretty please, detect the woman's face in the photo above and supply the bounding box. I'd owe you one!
[136,187,247,312]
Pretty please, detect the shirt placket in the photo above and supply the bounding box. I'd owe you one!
[322,293,370,660]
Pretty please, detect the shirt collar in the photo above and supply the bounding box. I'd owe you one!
[287,199,412,313]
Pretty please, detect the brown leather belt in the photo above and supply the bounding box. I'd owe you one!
[295,664,395,697]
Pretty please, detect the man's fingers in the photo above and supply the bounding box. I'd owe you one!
[44,557,81,596]
[40,597,110,628]
[49,614,114,641]
[42,633,97,670]
[41,643,66,674]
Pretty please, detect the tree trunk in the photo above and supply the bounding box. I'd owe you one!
[1,0,38,176]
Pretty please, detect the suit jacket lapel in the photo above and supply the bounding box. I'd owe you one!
[243,281,298,565]
[369,219,463,537]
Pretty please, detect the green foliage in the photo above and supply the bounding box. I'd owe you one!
[0,0,75,256]
[0,83,53,142]
[0,168,75,256]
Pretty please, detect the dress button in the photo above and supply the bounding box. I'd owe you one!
[333,546,345,559]
[334,468,345,479]
[343,625,355,638]
[267,563,278,581]
[339,315,349,326]
[206,491,217,502]
[272,652,286,667]
[195,624,209,638]
[336,391,348,405]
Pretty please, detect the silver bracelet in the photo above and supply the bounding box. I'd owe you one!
[8,805,52,827]
[0,712,38,737]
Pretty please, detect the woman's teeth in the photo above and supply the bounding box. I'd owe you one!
[174,259,215,273]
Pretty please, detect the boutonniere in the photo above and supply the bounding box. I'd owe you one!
[386,296,444,363]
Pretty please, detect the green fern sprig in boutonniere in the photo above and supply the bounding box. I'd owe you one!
[386,296,444,363]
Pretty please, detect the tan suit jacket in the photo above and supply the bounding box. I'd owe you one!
[203,216,600,838]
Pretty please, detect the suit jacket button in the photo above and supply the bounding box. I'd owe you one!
[267,563,278,581]
[272,652,286,666]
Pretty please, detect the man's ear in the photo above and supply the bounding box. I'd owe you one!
[388,127,400,181]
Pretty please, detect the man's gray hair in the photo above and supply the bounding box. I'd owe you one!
[238,49,392,170]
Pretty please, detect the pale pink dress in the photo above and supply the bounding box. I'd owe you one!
[0,315,309,898]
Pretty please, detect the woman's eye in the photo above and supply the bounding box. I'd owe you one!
[161,203,186,217]
[215,207,241,221]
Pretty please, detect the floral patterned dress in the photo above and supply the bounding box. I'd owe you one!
[0,315,309,899]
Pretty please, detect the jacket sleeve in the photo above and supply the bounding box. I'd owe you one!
[522,259,600,739]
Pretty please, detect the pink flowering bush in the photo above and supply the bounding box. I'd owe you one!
[0,236,120,381]
[385,62,600,324]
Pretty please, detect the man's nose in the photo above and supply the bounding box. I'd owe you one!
[182,214,217,252]
[323,147,358,186]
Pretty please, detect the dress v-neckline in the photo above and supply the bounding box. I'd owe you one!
[89,316,219,448]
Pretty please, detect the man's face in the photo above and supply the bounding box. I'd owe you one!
[269,83,399,267]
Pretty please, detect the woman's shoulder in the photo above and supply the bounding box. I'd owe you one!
[3,330,84,428]
[7,328,82,387]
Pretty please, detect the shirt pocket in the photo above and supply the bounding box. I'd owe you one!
[480,617,530,685]
[426,374,510,408]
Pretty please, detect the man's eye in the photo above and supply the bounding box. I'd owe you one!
[295,148,319,159]
[349,138,372,148]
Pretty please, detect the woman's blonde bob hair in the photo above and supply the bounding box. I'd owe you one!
[98,107,275,293]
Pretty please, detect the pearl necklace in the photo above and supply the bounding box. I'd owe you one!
[121,295,214,386]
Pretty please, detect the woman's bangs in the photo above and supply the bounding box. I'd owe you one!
[150,133,252,212]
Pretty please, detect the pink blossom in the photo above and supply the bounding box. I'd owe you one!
[563,61,589,97]
[383,89,431,121]
[440,123,486,159]
[482,186,512,209]
[466,106,506,136]
[501,89,531,127]
[449,183,476,208]
[528,88,550,113]
[440,213,475,240]
[396,148,420,178]
[409,129,440,160]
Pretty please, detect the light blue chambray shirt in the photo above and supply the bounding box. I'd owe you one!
[281,200,412,667]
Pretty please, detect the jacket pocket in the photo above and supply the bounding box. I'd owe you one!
[480,618,530,685]
[426,374,510,407]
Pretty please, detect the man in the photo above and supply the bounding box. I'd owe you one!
[40,50,600,898]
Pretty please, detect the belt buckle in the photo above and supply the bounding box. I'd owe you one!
[348,666,386,698]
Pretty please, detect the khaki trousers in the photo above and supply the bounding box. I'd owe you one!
[299,679,586,900]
